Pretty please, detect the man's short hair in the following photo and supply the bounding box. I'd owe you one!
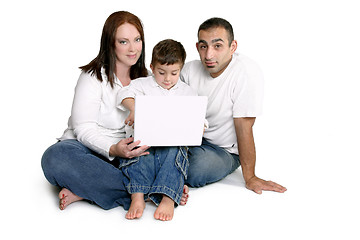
[198,17,234,46]
[151,39,186,67]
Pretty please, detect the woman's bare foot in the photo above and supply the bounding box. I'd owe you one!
[59,188,83,210]
[180,185,189,206]
[126,193,146,220]
[154,195,175,221]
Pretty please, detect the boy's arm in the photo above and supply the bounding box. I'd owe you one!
[122,98,135,126]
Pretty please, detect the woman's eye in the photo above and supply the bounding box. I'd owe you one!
[135,38,141,42]
[119,40,127,45]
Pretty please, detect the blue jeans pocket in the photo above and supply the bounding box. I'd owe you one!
[175,146,189,180]
[118,157,140,168]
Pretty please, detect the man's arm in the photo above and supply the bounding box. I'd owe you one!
[234,117,287,194]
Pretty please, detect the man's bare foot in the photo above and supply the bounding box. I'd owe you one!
[126,193,145,220]
[59,188,83,210]
[180,185,189,206]
[154,195,175,221]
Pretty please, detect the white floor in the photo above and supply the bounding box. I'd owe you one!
[2,1,360,239]
[3,140,359,239]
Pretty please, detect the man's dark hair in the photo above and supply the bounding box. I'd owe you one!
[198,17,234,46]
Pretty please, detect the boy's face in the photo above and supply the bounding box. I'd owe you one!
[151,63,182,90]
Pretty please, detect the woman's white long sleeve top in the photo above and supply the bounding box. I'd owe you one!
[59,69,129,160]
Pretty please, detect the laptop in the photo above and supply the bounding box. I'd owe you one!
[133,95,208,146]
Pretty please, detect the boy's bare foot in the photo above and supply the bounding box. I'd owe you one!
[59,188,83,210]
[154,195,175,221]
[126,193,145,220]
[180,185,189,206]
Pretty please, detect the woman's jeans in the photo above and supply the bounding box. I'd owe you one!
[41,138,239,210]
[120,146,188,206]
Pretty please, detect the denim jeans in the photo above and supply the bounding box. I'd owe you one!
[186,138,240,187]
[120,146,188,206]
[41,139,132,210]
[41,139,239,210]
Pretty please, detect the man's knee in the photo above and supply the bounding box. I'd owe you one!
[186,145,238,187]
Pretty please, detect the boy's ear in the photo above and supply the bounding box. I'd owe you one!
[150,64,154,72]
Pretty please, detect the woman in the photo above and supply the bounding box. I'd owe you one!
[41,11,189,214]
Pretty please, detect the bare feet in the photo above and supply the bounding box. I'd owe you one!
[59,188,83,210]
[180,185,189,206]
[126,193,146,220]
[154,195,175,221]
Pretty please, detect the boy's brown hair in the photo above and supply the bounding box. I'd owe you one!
[151,39,186,67]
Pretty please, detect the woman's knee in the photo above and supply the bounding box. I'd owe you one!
[41,140,86,185]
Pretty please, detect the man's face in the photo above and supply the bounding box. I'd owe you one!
[196,27,237,78]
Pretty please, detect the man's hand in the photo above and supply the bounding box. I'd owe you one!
[109,137,150,158]
[245,175,287,194]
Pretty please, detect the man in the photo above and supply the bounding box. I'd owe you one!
[181,17,286,194]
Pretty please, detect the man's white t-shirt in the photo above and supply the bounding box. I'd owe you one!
[180,53,264,155]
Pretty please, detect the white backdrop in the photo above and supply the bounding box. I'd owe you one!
[1,0,359,239]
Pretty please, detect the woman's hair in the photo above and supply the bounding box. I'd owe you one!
[151,39,186,68]
[80,11,148,88]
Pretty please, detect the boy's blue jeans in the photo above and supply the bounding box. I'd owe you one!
[119,146,188,206]
[41,139,239,210]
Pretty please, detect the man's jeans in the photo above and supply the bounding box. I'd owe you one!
[186,138,240,187]
[120,146,188,206]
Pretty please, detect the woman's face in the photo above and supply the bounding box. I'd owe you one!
[114,23,143,68]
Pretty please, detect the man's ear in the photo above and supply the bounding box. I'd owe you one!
[196,42,200,52]
[230,40,238,54]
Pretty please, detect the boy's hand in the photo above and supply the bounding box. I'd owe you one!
[125,111,135,126]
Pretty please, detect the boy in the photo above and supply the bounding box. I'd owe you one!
[117,39,199,221]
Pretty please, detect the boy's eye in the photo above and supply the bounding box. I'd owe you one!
[159,72,165,75]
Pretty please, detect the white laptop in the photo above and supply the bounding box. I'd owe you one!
[133,95,208,146]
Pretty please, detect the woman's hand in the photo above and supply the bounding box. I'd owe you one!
[109,137,150,158]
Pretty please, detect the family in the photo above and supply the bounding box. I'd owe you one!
[41,11,287,221]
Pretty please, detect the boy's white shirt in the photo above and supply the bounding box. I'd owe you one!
[180,53,264,155]
[117,75,208,138]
